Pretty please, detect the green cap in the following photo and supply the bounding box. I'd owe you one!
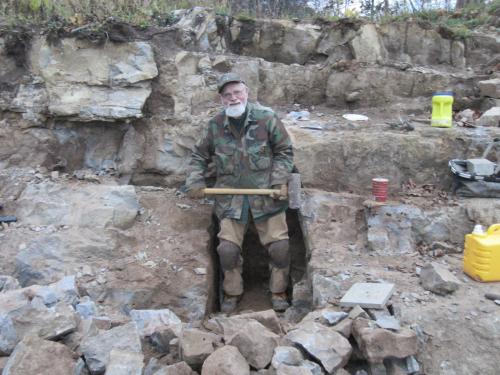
[217,73,245,93]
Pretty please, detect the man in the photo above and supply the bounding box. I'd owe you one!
[185,73,294,313]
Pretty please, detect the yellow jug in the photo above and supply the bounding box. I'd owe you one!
[431,91,454,128]
[463,224,500,282]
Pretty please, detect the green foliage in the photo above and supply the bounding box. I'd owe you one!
[235,13,256,22]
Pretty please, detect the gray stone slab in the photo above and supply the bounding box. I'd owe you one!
[339,283,395,309]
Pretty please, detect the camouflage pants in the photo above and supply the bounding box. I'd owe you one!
[217,212,289,296]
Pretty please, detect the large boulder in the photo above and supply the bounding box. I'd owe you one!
[15,182,139,229]
[29,38,158,122]
[230,19,322,65]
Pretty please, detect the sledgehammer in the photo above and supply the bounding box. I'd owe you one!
[203,173,301,209]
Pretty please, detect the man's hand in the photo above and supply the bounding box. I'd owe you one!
[271,184,288,201]
[186,187,205,199]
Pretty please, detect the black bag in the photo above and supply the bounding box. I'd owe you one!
[450,159,500,198]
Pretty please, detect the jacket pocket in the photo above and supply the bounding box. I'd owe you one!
[248,142,271,171]
[215,145,236,175]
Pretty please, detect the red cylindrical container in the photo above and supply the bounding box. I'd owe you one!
[372,178,389,202]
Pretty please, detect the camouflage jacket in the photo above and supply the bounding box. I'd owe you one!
[186,102,294,221]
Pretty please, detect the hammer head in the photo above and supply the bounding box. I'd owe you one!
[287,173,301,209]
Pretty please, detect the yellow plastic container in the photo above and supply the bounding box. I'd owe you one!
[431,91,454,128]
[463,224,500,282]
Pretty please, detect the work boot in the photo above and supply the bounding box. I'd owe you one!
[221,294,239,314]
[271,292,290,312]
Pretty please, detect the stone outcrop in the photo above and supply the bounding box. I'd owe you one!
[26,39,158,122]
[15,182,139,229]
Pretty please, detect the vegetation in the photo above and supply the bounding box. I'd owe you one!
[0,0,497,35]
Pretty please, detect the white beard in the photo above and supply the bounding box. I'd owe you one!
[225,102,247,118]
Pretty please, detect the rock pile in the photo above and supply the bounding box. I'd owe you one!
[0,274,420,374]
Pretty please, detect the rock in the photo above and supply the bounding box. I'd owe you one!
[301,360,324,375]
[477,107,500,127]
[180,328,218,370]
[374,315,401,331]
[369,362,388,375]
[32,38,158,122]
[9,82,48,123]
[201,345,250,375]
[456,109,475,123]
[275,365,313,375]
[2,335,78,375]
[284,321,352,373]
[117,126,146,177]
[104,349,144,375]
[478,78,500,99]
[130,308,182,337]
[80,322,142,374]
[0,295,78,355]
[351,24,385,63]
[74,358,90,375]
[228,320,280,370]
[348,305,370,320]
[150,326,179,353]
[345,91,361,103]
[76,296,97,319]
[16,182,139,229]
[144,362,197,375]
[430,241,459,255]
[14,230,117,286]
[0,276,20,292]
[47,275,80,306]
[212,56,231,72]
[311,273,342,308]
[271,346,304,368]
[299,308,347,326]
[385,356,420,375]
[352,318,418,363]
[332,318,353,338]
[152,361,196,375]
[205,310,282,338]
[230,19,321,65]
[234,310,283,335]
[419,262,461,295]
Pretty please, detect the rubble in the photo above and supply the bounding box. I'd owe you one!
[0,8,499,375]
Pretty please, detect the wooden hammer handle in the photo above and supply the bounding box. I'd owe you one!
[203,188,279,195]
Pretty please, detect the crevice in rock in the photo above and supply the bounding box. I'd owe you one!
[209,208,307,313]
